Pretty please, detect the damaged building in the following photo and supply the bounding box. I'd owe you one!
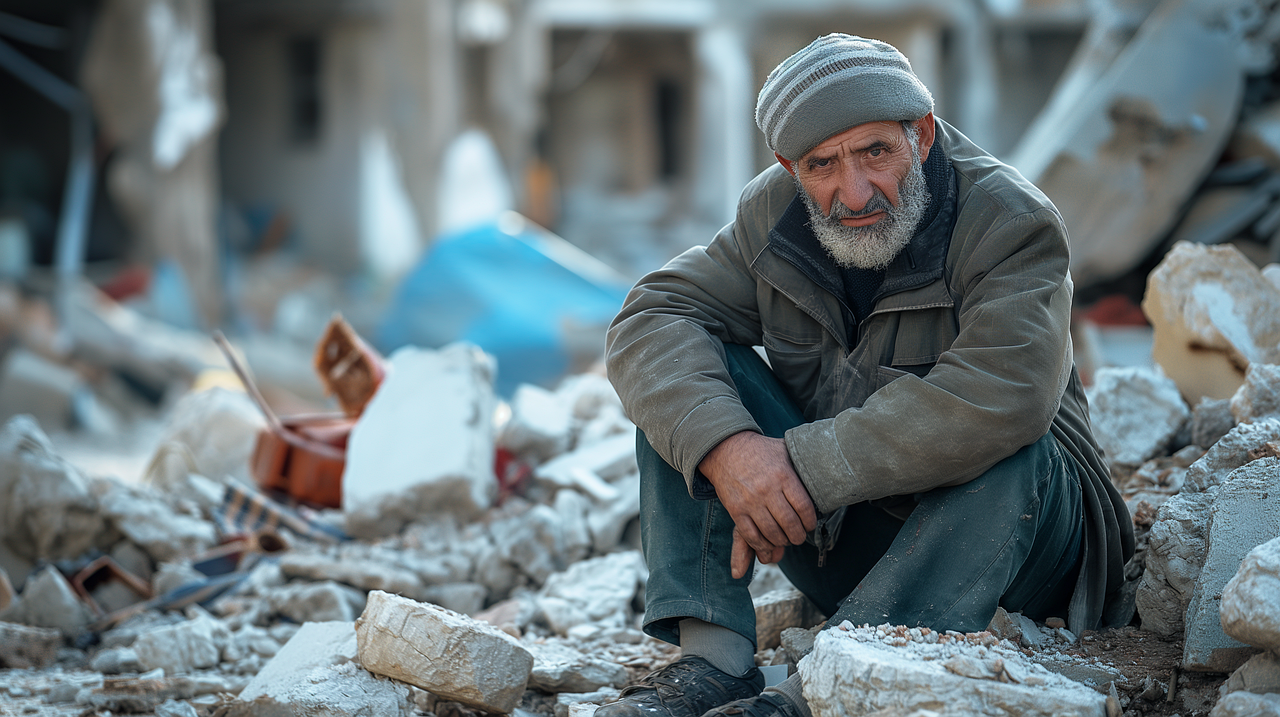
[4,0,1280,716]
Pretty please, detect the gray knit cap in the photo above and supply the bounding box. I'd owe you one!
[756,34,934,161]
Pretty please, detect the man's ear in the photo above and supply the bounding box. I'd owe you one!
[916,113,936,163]
[775,152,796,176]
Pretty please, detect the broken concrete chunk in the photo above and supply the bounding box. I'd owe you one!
[90,646,143,674]
[525,638,628,693]
[1222,651,1280,697]
[266,580,363,624]
[277,550,425,597]
[147,387,264,489]
[421,582,489,616]
[1231,363,1280,424]
[1143,242,1280,404]
[537,551,646,635]
[1220,535,1280,652]
[1086,366,1188,468]
[16,564,92,635]
[1184,418,1280,492]
[587,474,640,556]
[1211,691,1280,717]
[93,479,217,564]
[343,344,498,539]
[0,415,105,563]
[356,590,534,713]
[1183,459,1280,672]
[537,432,637,490]
[0,621,61,668]
[132,609,229,674]
[555,689,622,717]
[1136,489,1216,636]
[500,383,574,462]
[234,620,412,717]
[799,626,1106,716]
[754,587,823,651]
[1191,396,1237,449]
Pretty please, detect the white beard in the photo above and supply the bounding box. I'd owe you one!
[798,140,931,271]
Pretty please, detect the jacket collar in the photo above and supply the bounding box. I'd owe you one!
[766,143,958,305]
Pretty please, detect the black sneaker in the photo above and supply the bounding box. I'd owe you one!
[699,692,803,717]
[595,656,765,717]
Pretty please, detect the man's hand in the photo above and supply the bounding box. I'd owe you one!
[699,431,817,579]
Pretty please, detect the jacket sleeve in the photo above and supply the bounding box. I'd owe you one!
[605,185,782,497]
[786,199,1076,514]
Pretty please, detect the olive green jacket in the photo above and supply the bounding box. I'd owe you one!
[605,119,1134,633]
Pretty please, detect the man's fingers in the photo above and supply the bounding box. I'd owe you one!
[768,501,809,546]
[731,532,755,580]
[784,482,819,533]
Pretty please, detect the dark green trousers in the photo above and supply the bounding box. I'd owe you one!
[637,344,1083,647]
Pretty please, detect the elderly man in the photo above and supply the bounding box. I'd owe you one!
[600,34,1134,717]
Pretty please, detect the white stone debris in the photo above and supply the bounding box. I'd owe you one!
[799,623,1108,717]
[343,343,499,539]
[1184,419,1280,492]
[1087,365,1189,469]
[93,478,217,563]
[755,587,823,651]
[132,606,230,674]
[1220,535,1280,652]
[1143,241,1280,404]
[525,637,629,693]
[0,415,105,567]
[232,620,413,717]
[277,548,426,598]
[145,386,264,489]
[356,589,534,713]
[1211,690,1280,717]
[1137,490,1216,636]
[536,551,647,636]
[0,621,61,668]
[1231,363,1280,424]
[12,564,93,635]
[1221,651,1280,698]
[1183,459,1280,672]
[500,383,575,462]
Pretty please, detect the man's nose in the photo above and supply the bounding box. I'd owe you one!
[837,166,875,212]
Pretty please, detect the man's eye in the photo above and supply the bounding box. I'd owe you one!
[868,147,883,157]
[812,158,832,168]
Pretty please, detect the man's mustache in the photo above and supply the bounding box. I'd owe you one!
[827,191,895,221]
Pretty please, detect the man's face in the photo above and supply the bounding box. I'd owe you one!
[779,116,935,270]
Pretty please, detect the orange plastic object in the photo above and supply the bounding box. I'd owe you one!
[250,413,355,509]
[313,314,387,417]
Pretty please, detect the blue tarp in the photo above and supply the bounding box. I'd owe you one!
[376,214,632,396]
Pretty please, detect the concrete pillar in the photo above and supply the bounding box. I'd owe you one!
[693,24,755,226]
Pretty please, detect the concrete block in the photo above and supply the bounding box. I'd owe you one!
[94,480,217,564]
[17,564,92,635]
[278,550,424,597]
[266,580,362,624]
[148,387,264,489]
[1143,242,1280,404]
[421,582,489,616]
[1191,396,1236,449]
[799,625,1107,716]
[491,503,571,585]
[0,621,61,668]
[1086,366,1188,469]
[91,646,142,674]
[1136,490,1216,636]
[1231,363,1280,424]
[1222,651,1280,697]
[526,638,628,693]
[499,383,573,462]
[1186,419,1280,492]
[754,588,823,650]
[1211,691,1280,717]
[0,348,82,430]
[1221,535,1280,651]
[133,610,229,673]
[537,551,646,635]
[1183,459,1280,671]
[588,474,640,556]
[0,415,105,563]
[356,590,533,713]
[554,489,593,566]
[223,625,281,662]
[536,432,637,491]
[344,344,498,539]
[234,620,412,717]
